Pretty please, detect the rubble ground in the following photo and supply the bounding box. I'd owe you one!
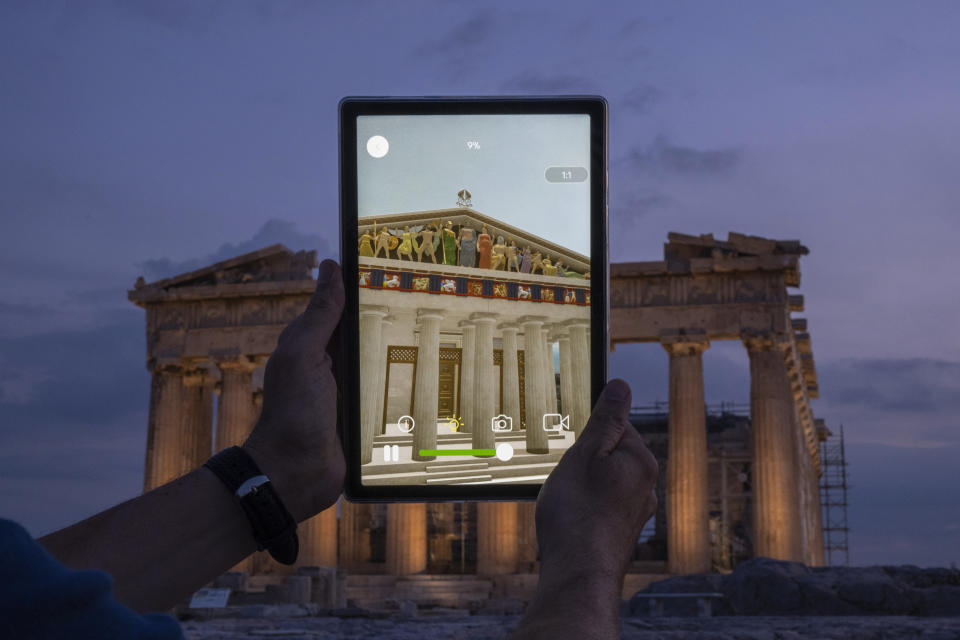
[181,615,960,640]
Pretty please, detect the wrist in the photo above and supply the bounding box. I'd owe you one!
[240,443,315,523]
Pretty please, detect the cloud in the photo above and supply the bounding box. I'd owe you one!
[626,135,742,176]
[621,84,661,113]
[412,10,498,57]
[613,189,669,222]
[500,70,599,93]
[818,357,960,413]
[137,218,333,282]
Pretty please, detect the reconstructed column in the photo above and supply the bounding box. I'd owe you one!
[360,306,389,464]
[372,315,394,437]
[339,500,371,568]
[299,501,339,567]
[566,320,591,438]
[458,320,477,434]
[542,329,558,415]
[143,362,184,492]
[476,502,519,574]
[412,309,444,461]
[743,331,803,562]
[181,367,214,471]
[500,324,521,427]
[557,330,575,424]
[519,316,549,453]
[386,503,427,575]
[471,313,498,451]
[661,333,711,575]
[215,357,259,452]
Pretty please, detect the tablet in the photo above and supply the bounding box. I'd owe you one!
[339,97,608,500]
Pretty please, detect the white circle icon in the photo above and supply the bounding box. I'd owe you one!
[366,135,389,158]
[397,415,415,433]
[495,442,514,462]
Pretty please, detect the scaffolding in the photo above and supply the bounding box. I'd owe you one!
[820,424,850,566]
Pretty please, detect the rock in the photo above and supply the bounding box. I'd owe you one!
[398,600,417,618]
[722,557,811,615]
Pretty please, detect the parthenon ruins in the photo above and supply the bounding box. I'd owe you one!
[129,223,827,602]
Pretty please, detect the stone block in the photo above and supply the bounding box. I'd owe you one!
[286,575,312,604]
[213,571,248,591]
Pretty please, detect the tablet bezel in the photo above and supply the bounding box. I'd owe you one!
[339,96,608,501]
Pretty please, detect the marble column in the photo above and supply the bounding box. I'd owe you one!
[566,320,591,438]
[215,357,258,451]
[412,309,444,461]
[476,502,519,575]
[339,501,371,568]
[520,316,549,453]
[181,367,214,471]
[143,362,183,492]
[386,503,427,575]
[500,324,521,427]
[360,305,389,464]
[458,320,477,434]
[557,330,575,425]
[215,356,259,573]
[516,502,538,565]
[542,329,558,415]
[299,501,339,567]
[661,333,711,575]
[373,315,394,437]
[743,331,803,562]
[471,313,498,452]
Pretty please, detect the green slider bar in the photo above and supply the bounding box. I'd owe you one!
[419,449,496,456]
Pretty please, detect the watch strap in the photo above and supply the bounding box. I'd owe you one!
[204,446,299,565]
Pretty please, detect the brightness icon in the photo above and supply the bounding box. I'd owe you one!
[446,415,463,432]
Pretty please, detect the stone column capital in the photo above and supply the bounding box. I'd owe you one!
[147,357,184,374]
[214,356,259,373]
[416,308,444,322]
[741,330,791,354]
[660,330,710,357]
[563,318,590,330]
[181,368,211,387]
[458,318,476,329]
[498,322,519,332]
[382,314,396,326]
[359,304,389,318]
[518,315,548,327]
[469,312,499,324]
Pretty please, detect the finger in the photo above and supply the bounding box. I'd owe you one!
[577,378,632,456]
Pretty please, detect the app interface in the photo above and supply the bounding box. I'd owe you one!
[356,113,592,486]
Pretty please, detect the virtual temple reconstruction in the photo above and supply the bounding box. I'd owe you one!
[129,224,833,605]
[357,209,591,485]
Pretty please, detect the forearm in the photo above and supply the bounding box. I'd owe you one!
[38,464,260,613]
[511,565,623,640]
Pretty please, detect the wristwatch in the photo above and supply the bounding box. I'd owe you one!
[204,446,299,565]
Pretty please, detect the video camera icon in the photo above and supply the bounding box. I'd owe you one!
[491,414,513,432]
[542,413,570,432]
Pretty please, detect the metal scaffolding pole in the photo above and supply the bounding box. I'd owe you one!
[820,424,850,566]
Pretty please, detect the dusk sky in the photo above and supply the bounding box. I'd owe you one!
[1,1,958,568]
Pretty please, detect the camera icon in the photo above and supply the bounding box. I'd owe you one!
[491,414,513,432]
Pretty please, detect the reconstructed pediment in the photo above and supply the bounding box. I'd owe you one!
[359,208,590,275]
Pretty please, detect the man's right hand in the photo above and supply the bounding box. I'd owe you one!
[513,379,658,639]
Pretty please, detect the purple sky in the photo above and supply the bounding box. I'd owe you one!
[1,1,958,568]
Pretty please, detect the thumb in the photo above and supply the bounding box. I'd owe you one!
[295,259,345,346]
[577,378,632,456]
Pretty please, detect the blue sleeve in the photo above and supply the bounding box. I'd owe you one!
[0,519,184,640]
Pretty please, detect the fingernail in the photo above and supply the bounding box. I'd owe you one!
[605,380,629,402]
[317,260,336,285]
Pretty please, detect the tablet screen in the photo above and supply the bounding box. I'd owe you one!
[354,113,593,487]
